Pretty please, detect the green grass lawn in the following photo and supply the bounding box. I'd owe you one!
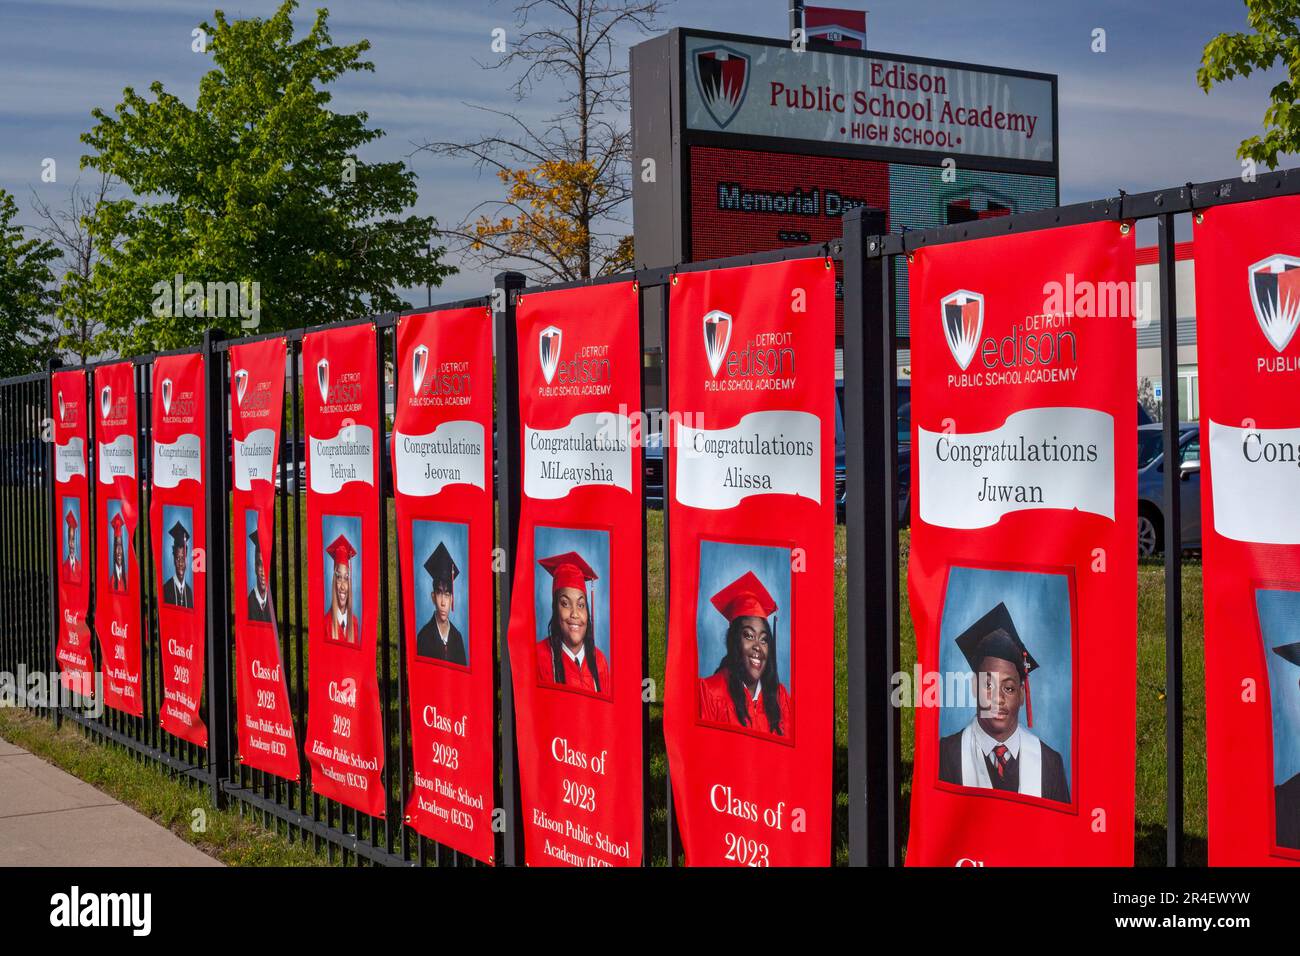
[3,506,1206,866]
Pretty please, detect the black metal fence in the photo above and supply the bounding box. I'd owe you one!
[2,166,1298,866]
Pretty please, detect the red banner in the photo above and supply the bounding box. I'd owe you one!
[150,354,208,745]
[393,306,495,862]
[303,324,385,816]
[1194,196,1300,865]
[52,369,94,697]
[505,281,644,866]
[664,257,836,866]
[905,220,1136,865]
[93,361,143,716]
[230,338,300,781]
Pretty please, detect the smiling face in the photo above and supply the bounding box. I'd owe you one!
[734,615,771,687]
[332,559,351,617]
[172,541,187,583]
[555,586,588,650]
[112,533,124,568]
[976,655,1023,741]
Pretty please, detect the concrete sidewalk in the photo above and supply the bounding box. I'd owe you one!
[0,734,222,866]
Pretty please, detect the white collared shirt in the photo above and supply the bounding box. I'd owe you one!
[437,619,450,646]
[334,608,349,630]
[254,587,268,611]
[747,682,762,702]
[562,644,585,667]
[973,720,1021,760]
[173,577,186,601]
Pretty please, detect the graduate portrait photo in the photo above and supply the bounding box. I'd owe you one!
[244,509,273,625]
[161,505,195,610]
[412,519,469,667]
[320,515,362,647]
[105,499,129,594]
[1255,588,1300,853]
[695,540,793,742]
[937,566,1075,806]
[61,497,81,584]
[532,526,611,698]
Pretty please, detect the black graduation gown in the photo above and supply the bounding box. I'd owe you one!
[1276,773,1300,851]
[162,577,192,608]
[938,729,1071,804]
[247,589,273,623]
[416,618,466,666]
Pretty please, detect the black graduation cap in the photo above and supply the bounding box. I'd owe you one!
[955,601,1039,727]
[1273,642,1300,668]
[168,521,191,547]
[424,542,459,589]
[248,528,263,554]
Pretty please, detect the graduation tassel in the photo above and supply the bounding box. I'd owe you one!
[1022,649,1033,728]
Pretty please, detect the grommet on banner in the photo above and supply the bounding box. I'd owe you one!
[671,274,678,286]
[1195,213,1204,224]
[907,253,914,263]
[632,278,639,293]
[1120,222,1131,235]
[824,256,832,270]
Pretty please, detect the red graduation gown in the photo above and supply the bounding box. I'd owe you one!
[324,610,359,645]
[698,672,792,736]
[536,638,611,695]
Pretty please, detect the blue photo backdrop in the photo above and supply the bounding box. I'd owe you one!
[61,496,81,564]
[1257,588,1300,787]
[938,565,1074,792]
[161,503,194,590]
[695,539,792,686]
[532,525,611,664]
[412,519,470,664]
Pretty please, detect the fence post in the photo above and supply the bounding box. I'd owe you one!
[45,358,63,726]
[494,270,527,866]
[1157,213,1184,867]
[842,206,898,866]
[202,328,232,809]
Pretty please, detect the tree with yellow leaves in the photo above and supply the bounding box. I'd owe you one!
[419,0,663,283]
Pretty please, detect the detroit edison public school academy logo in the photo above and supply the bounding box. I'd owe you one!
[411,344,429,393]
[703,309,733,377]
[694,45,750,129]
[539,325,562,384]
[1249,254,1300,353]
[941,290,985,370]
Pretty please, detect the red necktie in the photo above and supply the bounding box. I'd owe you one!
[992,744,1010,778]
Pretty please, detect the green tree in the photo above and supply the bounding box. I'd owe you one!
[0,189,59,378]
[82,1,453,355]
[1199,0,1300,167]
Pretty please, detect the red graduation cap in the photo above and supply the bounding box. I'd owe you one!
[65,510,77,530]
[325,533,356,566]
[537,551,598,593]
[711,571,778,623]
[111,513,125,533]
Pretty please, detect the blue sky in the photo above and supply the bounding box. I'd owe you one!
[0,0,1287,304]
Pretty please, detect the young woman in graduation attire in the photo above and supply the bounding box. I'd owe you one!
[698,570,791,737]
[536,550,610,696]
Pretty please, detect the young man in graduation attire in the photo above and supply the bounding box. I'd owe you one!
[1272,641,1300,850]
[246,528,273,623]
[698,570,792,737]
[162,521,193,608]
[62,510,80,583]
[939,602,1070,804]
[535,550,609,695]
[109,512,128,593]
[323,533,359,645]
[416,541,466,665]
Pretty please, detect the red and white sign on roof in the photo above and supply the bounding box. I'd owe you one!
[803,5,866,49]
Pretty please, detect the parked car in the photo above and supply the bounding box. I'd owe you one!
[1137,421,1201,557]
